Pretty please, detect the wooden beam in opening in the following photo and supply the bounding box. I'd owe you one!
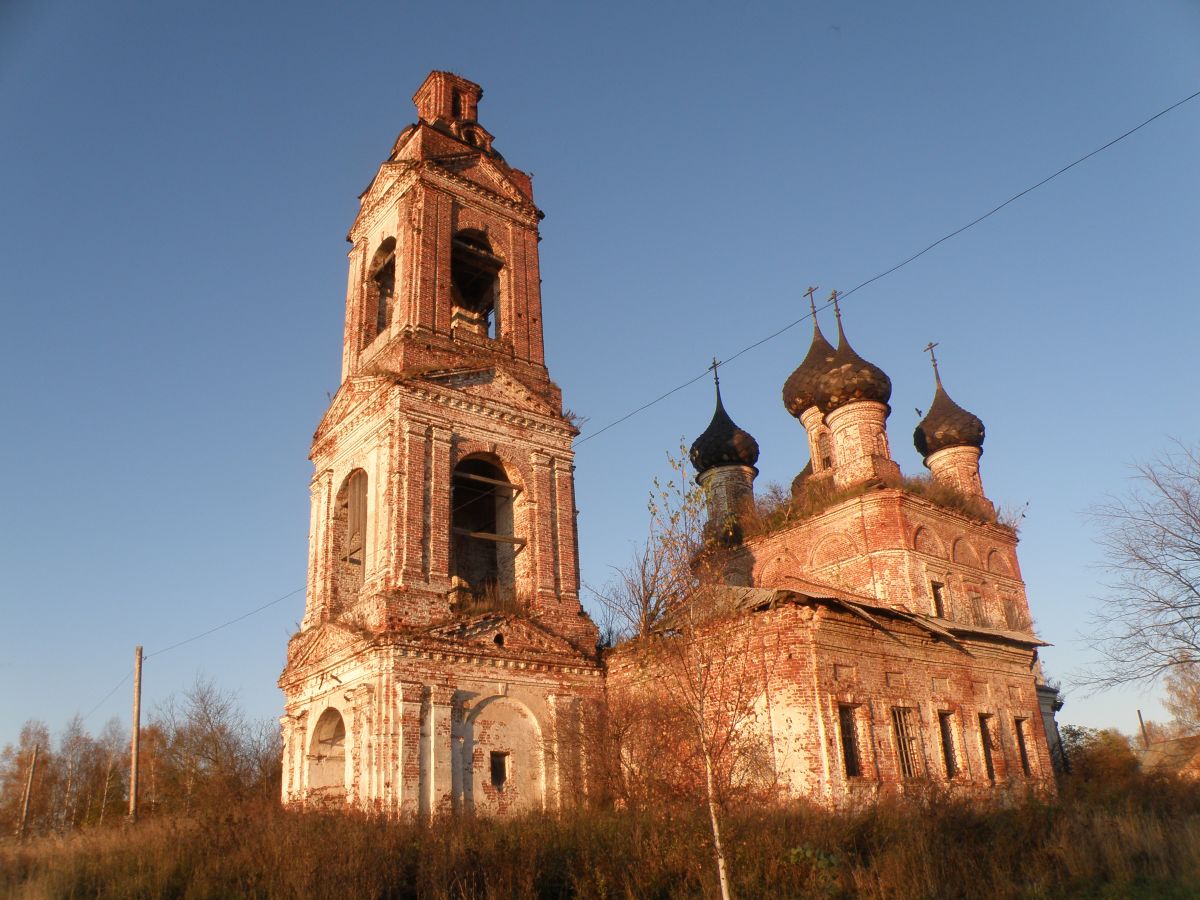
[452,527,527,547]
[453,471,522,494]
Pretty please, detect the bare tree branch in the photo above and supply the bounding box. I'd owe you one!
[1081,440,1200,689]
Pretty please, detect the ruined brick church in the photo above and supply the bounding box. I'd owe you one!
[279,72,1062,814]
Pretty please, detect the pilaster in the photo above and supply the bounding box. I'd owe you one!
[398,679,423,816]
[306,470,335,626]
[531,452,557,604]
[553,457,580,600]
[428,426,453,581]
[401,422,430,584]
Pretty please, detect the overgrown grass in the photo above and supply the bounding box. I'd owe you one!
[5,777,1200,898]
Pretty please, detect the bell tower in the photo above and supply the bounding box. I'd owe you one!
[280,73,600,817]
[298,70,593,643]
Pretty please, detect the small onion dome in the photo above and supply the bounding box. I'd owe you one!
[814,310,892,412]
[914,369,985,457]
[689,380,760,476]
[782,319,837,419]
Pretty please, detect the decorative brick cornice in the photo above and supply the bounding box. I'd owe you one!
[349,163,419,243]
[398,380,576,441]
[280,629,602,689]
[420,162,540,224]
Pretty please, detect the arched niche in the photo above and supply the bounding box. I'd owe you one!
[810,533,856,570]
[307,708,347,795]
[461,696,544,815]
[986,548,1011,576]
[758,552,803,588]
[951,538,981,569]
[913,526,947,559]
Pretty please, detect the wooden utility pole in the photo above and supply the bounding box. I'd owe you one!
[16,743,39,839]
[129,645,143,822]
[1137,709,1151,749]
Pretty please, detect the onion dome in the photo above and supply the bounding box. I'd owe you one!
[690,368,760,476]
[782,315,837,420]
[913,348,985,457]
[814,299,892,412]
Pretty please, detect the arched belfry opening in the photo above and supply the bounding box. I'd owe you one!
[450,231,502,339]
[450,457,524,612]
[307,708,347,796]
[333,469,368,612]
[365,237,396,346]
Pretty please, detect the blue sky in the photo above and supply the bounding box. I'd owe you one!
[2,0,1198,745]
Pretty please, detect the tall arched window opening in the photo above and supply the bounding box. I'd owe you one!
[450,231,502,340]
[451,457,523,612]
[364,238,396,346]
[334,469,368,610]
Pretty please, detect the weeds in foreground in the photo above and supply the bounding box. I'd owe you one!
[4,778,1200,898]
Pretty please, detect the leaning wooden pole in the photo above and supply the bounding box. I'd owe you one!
[128,645,143,822]
[16,743,39,839]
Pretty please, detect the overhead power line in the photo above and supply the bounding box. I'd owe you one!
[81,671,133,723]
[79,586,305,722]
[146,586,305,659]
[575,85,1200,447]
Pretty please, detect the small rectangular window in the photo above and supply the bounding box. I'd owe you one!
[490,751,509,790]
[891,707,922,779]
[979,714,996,782]
[1015,718,1032,776]
[931,581,945,618]
[838,704,862,777]
[938,712,958,778]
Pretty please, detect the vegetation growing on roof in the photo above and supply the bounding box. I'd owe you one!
[740,473,1014,542]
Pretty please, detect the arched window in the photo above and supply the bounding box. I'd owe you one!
[307,708,347,793]
[450,231,502,340]
[817,429,833,471]
[364,238,396,346]
[450,457,523,612]
[334,469,368,609]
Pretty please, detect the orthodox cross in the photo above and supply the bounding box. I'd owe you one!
[804,285,819,317]
[709,356,721,387]
[923,341,942,385]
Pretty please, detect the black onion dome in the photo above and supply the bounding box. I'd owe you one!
[914,379,985,457]
[689,383,760,475]
[782,320,837,419]
[814,316,892,412]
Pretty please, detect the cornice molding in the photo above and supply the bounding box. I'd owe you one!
[397,380,576,440]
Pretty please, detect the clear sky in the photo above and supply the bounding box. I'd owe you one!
[2,0,1198,746]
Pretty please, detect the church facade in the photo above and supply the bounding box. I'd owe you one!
[279,72,1061,814]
